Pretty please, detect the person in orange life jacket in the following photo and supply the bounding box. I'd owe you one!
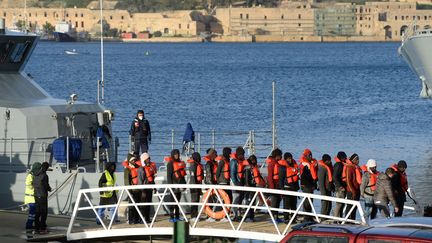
[267,148,283,223]
[216,147,232,203]
[139,152,157,223]
[243,155,260,222]
[318,154,334,216]
[344,153,363,220]
[123,153,142,224]
[188,152,204,220]
[333,151,348,218]
[204,148,218,185]
[166,149,186,222]
[129,110,151,157]
[391,160,408,217]
[299,148,318,222]
[278,152,300,224]
[230,147,247,221]
[360,159,379,220]
[374,167,399,218]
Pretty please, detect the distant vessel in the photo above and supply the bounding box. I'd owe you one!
[65,49,78,55]
[53,22,76,42]
[399,25,432,98]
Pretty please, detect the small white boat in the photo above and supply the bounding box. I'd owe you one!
[65,49,78,55]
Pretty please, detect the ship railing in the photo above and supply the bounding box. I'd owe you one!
[402,20,418,44]
[66,184,366,242]
[0,136,56,172]
[115,129,273,165]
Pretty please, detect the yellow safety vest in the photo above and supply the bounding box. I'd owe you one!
[101,170,116,198]
[24,173,35,204]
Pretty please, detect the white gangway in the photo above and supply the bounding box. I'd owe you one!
[67,184,366,242]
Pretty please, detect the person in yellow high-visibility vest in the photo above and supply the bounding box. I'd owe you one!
[96,162,119,225]
[24,162,41,232]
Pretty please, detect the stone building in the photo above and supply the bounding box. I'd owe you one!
[356,1,432,40]
[214,5,315,36]
[0,6,205,37]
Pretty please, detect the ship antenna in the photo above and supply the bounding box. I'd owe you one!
[272,80,277,149]
[98,0,105,104]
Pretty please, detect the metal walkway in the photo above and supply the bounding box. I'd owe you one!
[67,185,366,242]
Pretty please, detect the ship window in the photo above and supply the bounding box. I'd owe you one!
[9,42,31,63]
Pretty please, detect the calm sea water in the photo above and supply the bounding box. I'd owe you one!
[25,41,432,205]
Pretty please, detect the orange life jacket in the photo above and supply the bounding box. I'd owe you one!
[165,157,186,179]
[366,171,379,192]
[299,158,318,181]
[230,153,247,179]
[278,159,299,184]
[391,164,408,192]
[187,159,204,183]
[122,160,142,185]
[143,162,157,183]
[216,156,230,180]
[318,160,333,183]
[251,164,265,186]
[342,160,362,185]
[273,161,281,180]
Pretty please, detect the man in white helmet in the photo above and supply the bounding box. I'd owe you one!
[360,159,379,220]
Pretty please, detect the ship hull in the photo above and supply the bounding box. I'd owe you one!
[400,32,432,98]
[53,32,76,42]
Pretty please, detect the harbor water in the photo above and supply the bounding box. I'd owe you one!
[25,41,432,206]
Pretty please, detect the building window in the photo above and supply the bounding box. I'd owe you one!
[425,16,427,20]
[298,23,301,27]
[281,14,284,19]
[337,17,340,20]
[81,13,84,18]
[75,13,78,17]
[29,13,31,17]
[179,24,181,29]
[360,16,363,20]
[187,24,190,29]
[75,21,78,27]
[66,13,68,17]
[164,28,169,34]
[246,14,249,19]
[264,15,267,20]
[413,16,415,20]
[121,16,124,20]
[298,14,301,19]
[402,16,404,20]
[240,13,243,19]
[44,12,47,17]
[395,16,397,20]
[417,16,420,20]
[110,16,113,20]
[3,12,6,17]
[81,21,84,28]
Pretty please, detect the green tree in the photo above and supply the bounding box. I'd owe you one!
[42,22,55,34]
[15,20,26,31]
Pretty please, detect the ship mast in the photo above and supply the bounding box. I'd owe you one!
[98,0,105,104]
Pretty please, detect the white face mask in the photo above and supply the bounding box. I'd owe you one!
[138,116,143,120]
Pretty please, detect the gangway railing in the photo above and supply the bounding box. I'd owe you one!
[67,184,366,242]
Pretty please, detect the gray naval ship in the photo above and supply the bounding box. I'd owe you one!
[0,20,130,215]
[399,25,432,98]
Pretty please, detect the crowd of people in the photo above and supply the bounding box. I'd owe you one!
[99,145,409,225]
